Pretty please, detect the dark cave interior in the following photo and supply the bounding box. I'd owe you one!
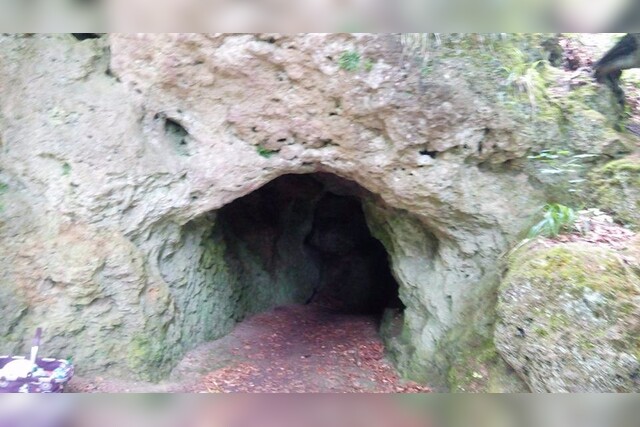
[217,173,404,317]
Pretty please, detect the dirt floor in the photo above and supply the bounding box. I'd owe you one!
[68,304,430,393]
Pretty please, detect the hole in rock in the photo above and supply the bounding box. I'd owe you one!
[419,149,437,159]
[163,117,190,155]
[71,33,102,41]
[216,173,404,318]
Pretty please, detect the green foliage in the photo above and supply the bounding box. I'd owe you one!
[527,149,599,194]
[62,162,71,176]
[528,203,577,238]
[508,242,640,298]
[256,145,277,158]
[499,48,548,113]
[336,51,374,72]
[400,33,509,61]
[527,149,571,161]
[400,35,557,118]
[528,148,596,177]
[363,59,374,72]
[338,51,361,71]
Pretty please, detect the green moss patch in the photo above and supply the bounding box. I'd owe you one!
[127,334,173,382]
[497,239,640,391]
[507,242,639,299]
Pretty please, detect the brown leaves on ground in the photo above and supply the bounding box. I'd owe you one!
[196,305,430,393]
[545,209,635,251]
[203,363,260,392]
[70,304,431,393]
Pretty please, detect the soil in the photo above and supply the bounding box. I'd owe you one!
[67,304,430,393]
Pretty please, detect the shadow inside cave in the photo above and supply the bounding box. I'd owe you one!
[159,175,414,391]
[216,173,404,320]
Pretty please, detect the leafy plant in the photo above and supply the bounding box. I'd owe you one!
[62,162,71,176]
[527,149,599,193]
[500,48,547,113]
[528,203,577,238]
[399,33,509,65]
[527,149,571,161]
[338,51,361,71]
[256,145,277,158]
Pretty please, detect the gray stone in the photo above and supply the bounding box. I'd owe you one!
[495,242,640,392]
[0,33,629,387]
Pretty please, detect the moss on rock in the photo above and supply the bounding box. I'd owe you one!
[447,336,529,393]
[127,335,171,381]
[496,241,640,392]
[508,243,638,297]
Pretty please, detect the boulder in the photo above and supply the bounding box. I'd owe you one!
[496,240,640,392]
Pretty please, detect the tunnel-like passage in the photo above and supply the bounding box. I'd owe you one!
[216,173,404,318]
[158,172,413,390]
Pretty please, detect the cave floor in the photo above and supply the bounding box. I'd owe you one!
[68,304,430,393]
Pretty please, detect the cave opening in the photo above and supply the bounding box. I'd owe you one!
[216,173,404,320]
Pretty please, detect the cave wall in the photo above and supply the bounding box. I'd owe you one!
[0,33,626,387]
[216,175,322,315]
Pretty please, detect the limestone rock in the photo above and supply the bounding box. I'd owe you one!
[0,33,629,387]
[495,241,640,392]
[588,157,640,229]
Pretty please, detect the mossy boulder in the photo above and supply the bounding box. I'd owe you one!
[495,241,640,392]
[588,157,640,229]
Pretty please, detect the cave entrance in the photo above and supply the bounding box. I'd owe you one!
[217,173,404,319]
[166,173,412,391]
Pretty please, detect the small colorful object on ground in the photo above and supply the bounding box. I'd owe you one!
[0,328,74,393]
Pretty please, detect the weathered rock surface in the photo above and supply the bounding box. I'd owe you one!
[496,240,640,392]
[0,33,629,387]
[588,157,640,229]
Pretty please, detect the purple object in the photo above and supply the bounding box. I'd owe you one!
[0,357,74,393]
[0,329,74,393]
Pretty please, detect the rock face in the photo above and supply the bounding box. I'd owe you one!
[588,157,640,229]
[0,33,627,387]
[496,241,640,392]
